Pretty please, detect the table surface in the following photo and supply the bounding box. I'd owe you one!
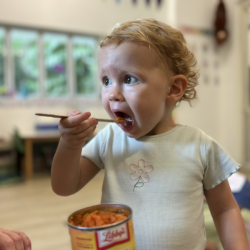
[20,129,98,179]
[20,130,60,179]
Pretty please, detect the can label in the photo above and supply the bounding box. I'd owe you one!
[96,220,130,249]
[69,218,136,250]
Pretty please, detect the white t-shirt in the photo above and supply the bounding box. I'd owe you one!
[82,124,240,250]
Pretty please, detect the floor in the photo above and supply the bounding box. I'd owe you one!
[0,171,104,250]
[1,170,250,250]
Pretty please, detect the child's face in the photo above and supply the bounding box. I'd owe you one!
[98,41,174,138]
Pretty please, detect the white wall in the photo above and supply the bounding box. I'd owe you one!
[174,0,245,165]
[0,0,170,34]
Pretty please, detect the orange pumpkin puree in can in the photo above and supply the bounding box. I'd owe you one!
[69,209,128,227]
[67,204,136,250]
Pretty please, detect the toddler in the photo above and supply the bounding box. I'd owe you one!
[51,19,248,250]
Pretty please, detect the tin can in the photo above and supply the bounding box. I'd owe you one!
[67,203,136,250]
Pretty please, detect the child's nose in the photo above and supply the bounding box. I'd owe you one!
[109,85,124,102]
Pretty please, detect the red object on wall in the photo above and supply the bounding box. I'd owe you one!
[214,0,228,45]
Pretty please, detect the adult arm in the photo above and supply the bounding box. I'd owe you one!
[204,179,249,250]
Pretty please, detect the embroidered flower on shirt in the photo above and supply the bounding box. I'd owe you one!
[129,159,154,191]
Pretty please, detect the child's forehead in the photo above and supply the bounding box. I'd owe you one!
[99,42,157,63]
[98,41,171,74]
[99,41,159,59]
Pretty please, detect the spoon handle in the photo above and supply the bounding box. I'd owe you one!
[35,113,125,123]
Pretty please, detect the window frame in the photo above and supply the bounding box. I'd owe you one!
[0,24,101,104]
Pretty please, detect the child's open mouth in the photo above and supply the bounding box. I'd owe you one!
[114,112,133,127]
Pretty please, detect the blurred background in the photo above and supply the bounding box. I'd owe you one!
[0,0,250,249]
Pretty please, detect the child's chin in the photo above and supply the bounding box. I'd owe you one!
[125,133,141,139]
[122,130,144,139]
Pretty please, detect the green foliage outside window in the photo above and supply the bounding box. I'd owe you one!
[0,28,5,91]
[73,37,97,96]
[11,29,39,97]
[0,27,98,99]
[43,33,67,96]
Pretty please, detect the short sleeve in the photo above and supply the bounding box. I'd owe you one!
[81,127,107,169]
[202,135,240,190]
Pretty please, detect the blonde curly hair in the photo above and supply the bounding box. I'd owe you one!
[100,19,199,104]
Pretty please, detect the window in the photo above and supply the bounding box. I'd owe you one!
[73,36,97,96]
[11,29,39,97]
[43,33,68,96]
[0,26,99,100]
[0,28,5,92]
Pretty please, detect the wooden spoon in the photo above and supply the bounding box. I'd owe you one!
[35,113,126,123]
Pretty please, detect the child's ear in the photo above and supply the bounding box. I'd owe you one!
[166,75,188,104]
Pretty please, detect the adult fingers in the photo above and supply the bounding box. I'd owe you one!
[12,231,32,250]
[0,230,25,250]
[0,232,15,250]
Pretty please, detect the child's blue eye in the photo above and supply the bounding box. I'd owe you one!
[103,77,112,86]
[125,76,138,85]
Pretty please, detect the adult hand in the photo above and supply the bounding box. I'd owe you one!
[0,228,31,250]
[59,110,98,150]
